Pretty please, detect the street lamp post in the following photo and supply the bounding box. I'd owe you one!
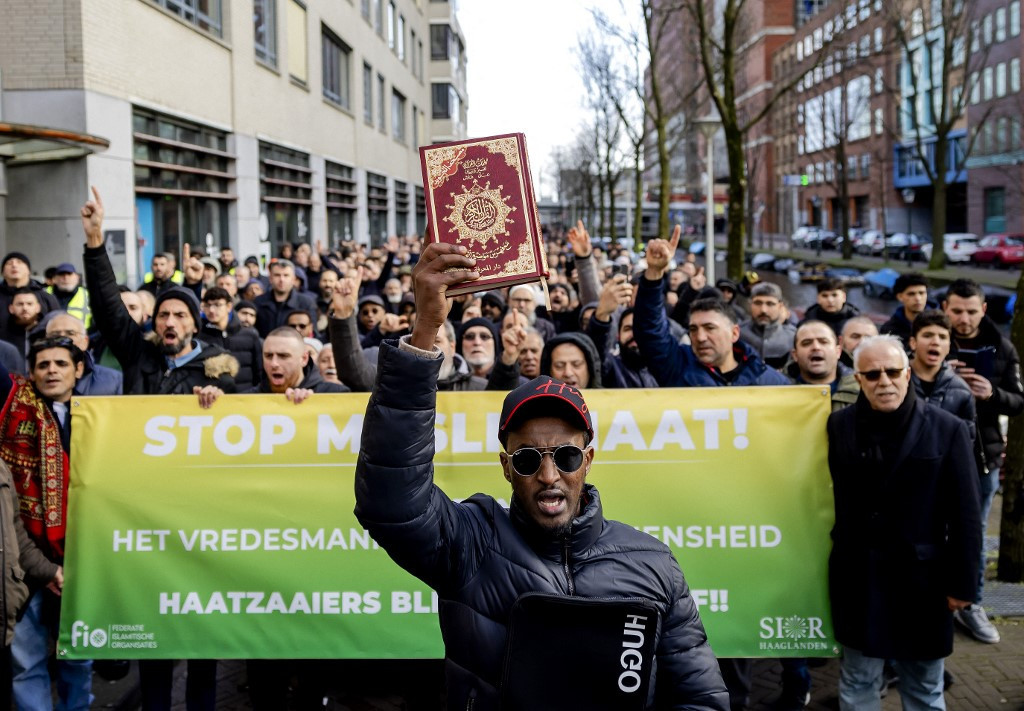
[693,113,722,284]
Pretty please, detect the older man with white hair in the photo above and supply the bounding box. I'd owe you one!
[827,334,981,710]
[507,284,556,341]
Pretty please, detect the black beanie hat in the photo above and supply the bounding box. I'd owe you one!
[154,287,201,326]
[2,252,31,272]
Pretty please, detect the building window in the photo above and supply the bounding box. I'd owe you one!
[874,107,883,135]
[984,66,993,100]
[431,24,450,60]
[983,13,993,45]
[984,187,1006,233]
[875,67,884,93]
[377,74,386,131]
[259,141,312,251]
[148,0,222,37]
[1012,1,1021,36]
[1012,58,1021,92]
[387,2,396,49]
[432,82,458,119]
[410,29,418,74]
[325,161,357,246]
[996,7,1007,42]
[361,0,369,21]
[287,0,308,85]
[417,38,425,80]
[997,62,1007,97]
[997,116,1009,151]
[363,63,374,124]
[367,172,389,245]
[416,185,426,234]
[970,71,980,103]
[254,0,277,67]
[132,107,234,256]
[372,0,383,35]
[412,104,420,149]
[860,154,871,177]
[322,26,351,109]
[397,15,406,61]
[392,90,406,142]
[395,180,410,235]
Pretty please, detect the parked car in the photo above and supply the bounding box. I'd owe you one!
[920,233,979,263]
[971,234,1024,267]
[856,230,888,255]
[792,226,819,248]
[885,233,928,261]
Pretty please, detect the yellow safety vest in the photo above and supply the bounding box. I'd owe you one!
[143,270,185,285]
[47,286,93,330]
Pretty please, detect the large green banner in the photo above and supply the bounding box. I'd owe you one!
[58,387,838,659]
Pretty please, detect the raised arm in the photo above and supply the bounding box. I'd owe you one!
[566,220,601,306]
[328,276,377,392]
[80,187,147,373]
[353,243,484,590]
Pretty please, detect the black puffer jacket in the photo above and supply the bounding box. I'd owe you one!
[354,340,727,711]
[84,245,238,395]
[197,317,263,389]
[951,316,1024,468]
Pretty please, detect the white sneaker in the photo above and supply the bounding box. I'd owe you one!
[953,604,1000,644]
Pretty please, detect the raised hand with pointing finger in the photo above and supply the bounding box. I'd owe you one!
[644,225,681,282]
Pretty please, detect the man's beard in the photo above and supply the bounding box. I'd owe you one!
[620,342,644,369]
[465,354,493,370]
[160,336,190,356]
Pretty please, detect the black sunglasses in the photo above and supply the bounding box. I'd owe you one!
[857,367,906,382]
[510,445,585,477]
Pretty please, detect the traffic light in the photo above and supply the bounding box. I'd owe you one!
[800,175,810,186]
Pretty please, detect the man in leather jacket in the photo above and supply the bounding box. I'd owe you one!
[354,243,727,711]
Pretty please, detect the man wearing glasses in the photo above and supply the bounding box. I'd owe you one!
[354,243,728,711]
[827,335,981,710]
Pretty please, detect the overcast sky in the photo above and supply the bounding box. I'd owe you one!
[457,0,634,199]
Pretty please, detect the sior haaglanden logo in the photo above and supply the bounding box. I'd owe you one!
[758,615,829,651]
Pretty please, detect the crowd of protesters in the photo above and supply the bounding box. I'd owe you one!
[0,186,1019,711]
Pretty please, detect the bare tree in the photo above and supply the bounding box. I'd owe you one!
[686,0,834,279]
[580,26,653,249]
[883,0,988,268]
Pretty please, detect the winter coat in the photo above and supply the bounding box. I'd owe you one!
[84,245,239,395]
[242,364,348,394]
[783,361,859,411]
[253,289,318,338]
[801,302,861,334]
[0,458,59,645]
[739,320,796,369]
[75,351,123,396]
[827,396,981,659]
[354,340,729,711]
[197,317,264,390]
[634,277,789,387]
[0,280,58,333]
[950,316,1024,469]
[911,363,976,442]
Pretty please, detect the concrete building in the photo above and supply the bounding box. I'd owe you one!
[965,0,1023,235]
[0,0,468,285]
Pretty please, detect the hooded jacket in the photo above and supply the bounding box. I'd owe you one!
[540,331,603,388]
[354,340,729,711]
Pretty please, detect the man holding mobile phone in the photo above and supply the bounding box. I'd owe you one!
[942,279,1024,644]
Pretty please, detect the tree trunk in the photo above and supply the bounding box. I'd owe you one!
[929,139,948,270]
[657,117,671,239]
[633,148,644,250]
[999,268,1024,581]
[724,125,747,280]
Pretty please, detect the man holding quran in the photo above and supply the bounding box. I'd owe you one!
[353,238,728,711]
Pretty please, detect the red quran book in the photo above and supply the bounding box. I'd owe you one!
[419,133,549,297]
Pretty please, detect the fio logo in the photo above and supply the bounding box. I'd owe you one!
[70,621,108,648]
